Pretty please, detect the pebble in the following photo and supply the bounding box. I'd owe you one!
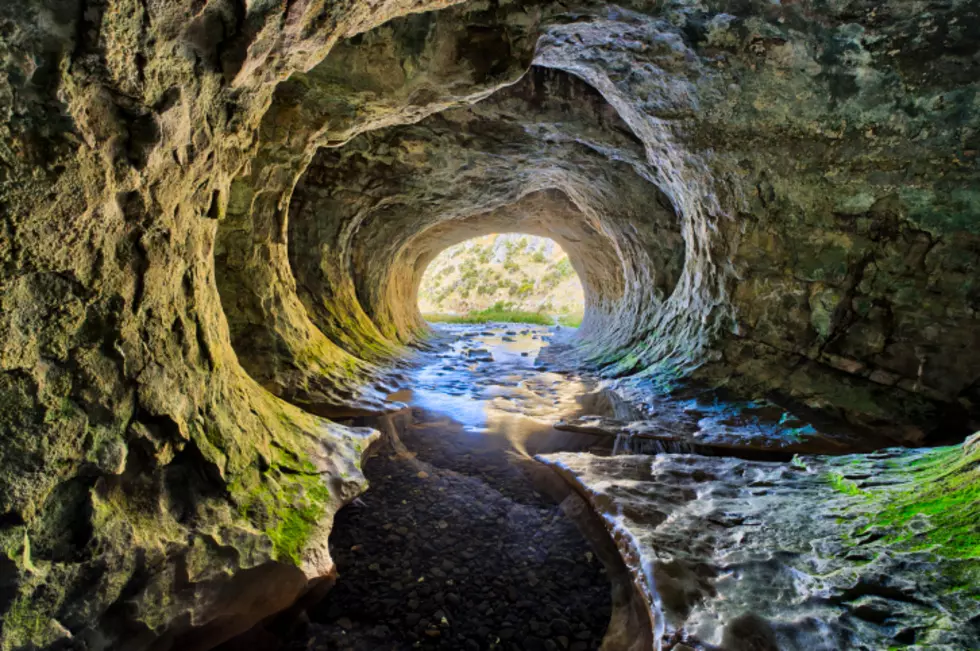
[282,327,611,650]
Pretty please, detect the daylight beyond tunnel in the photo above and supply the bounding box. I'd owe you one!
[275,66,698,402]
[215,64,695,418]
[418,234,586,326]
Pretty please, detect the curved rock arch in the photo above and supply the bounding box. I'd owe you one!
[2,0,979,648]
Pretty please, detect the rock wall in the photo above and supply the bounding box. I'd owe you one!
[677,0,980,440]
[1,0,978,648]
[0,0,480,648]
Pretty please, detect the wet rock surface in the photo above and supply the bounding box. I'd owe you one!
[540,447,980,650]
[273,324,957,651]
[282,325,615,650]
[555,386,900,460]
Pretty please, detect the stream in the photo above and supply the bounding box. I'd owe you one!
[278,324,979,651]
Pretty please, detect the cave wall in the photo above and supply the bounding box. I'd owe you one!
[0,0,496,648]
[670,0,980,437]
[286,65,688,363]
[1,0,978,648]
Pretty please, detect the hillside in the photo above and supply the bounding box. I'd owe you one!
[418,234,585,322]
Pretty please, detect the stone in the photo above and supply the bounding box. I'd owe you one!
[1,0,978,648]
[721,613,779,651]
[549,618,571,637]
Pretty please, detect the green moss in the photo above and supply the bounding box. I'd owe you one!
[859,442,980,559]
[901,185,980,235]
[42,396,78,424]
[3,593,57,649]
[228,452,333,566]
[0,557,73,651]
[90,481,184,548]
[827,470,865,496]
[262,472,331,565]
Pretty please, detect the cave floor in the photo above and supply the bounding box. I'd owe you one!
[275,324,977,651]
[286,324,616,651]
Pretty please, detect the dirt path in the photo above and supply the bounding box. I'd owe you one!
[286,406,613,651]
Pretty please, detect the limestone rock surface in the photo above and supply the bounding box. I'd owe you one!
[1,0,978,648]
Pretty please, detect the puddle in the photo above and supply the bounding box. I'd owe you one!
[386,323,601,457]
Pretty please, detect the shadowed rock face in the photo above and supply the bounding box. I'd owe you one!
[287,65,687,364]
[0,0,978,649]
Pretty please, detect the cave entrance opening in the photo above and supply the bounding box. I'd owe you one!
[417,233,585,327]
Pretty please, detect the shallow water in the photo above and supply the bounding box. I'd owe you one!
[298,324,978,651]
[386,323,604,458]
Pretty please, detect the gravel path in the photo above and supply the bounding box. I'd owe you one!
[285,407,612,651]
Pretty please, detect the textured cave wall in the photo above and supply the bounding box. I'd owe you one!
[652,0,980,438]
[528,1,978,438]
[1,0,979,648]
[535,0,980,439]
[287,65,689,366]
[213,3,544,415]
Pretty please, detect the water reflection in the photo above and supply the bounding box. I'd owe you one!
[388,323,595,456]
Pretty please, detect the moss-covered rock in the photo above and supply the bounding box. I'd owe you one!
[1,0,978,648]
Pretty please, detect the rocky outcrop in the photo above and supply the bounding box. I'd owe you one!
[1,0,978,648]
[0,0,486,648]
[540,436,980,649]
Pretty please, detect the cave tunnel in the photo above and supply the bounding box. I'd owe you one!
[1,0,979,650]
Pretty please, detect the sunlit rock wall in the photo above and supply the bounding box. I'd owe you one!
[1,0,978,648]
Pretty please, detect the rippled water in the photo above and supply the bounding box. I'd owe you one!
[385,324,979,650]
[387,323,603,458]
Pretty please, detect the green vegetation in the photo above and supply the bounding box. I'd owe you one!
[424,301,585,326]
[509,278,535,298]
[418,234,584,319]
[264,475,332,565]
[542,258,576,289]
[827,471,866,496]
[424,303,553,326]
[866,442,980,559]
